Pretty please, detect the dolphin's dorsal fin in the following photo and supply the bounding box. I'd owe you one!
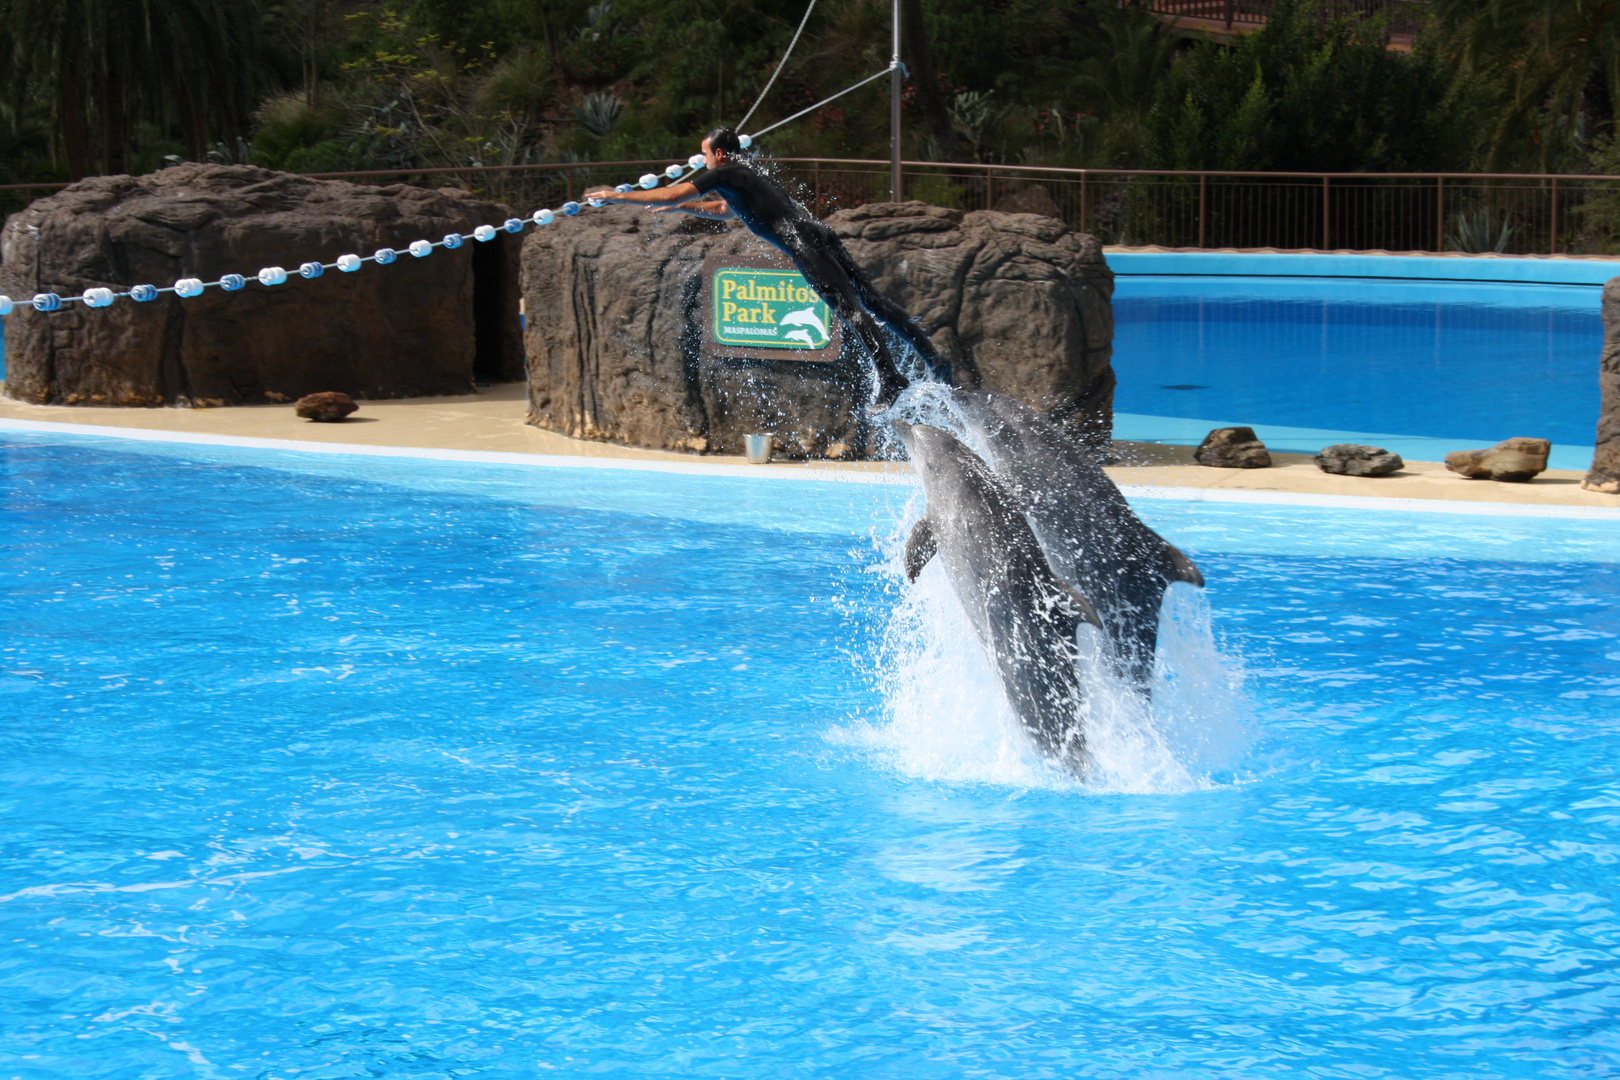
[904,518,938,582]
[1166,544,1204,588]
[1052,580,1103,630]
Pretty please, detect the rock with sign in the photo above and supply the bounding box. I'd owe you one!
[520,201,1116,459]
[523,211,871,460]
[0,164,523,407]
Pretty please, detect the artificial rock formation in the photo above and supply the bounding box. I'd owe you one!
[833,202,1115,445]
[1584,278,1620,493]
[1316,443,1403,476]
[521,200,1114,459]
[1195,426,1272,469]
[0,164,523,407]
[1446,437,1551,482]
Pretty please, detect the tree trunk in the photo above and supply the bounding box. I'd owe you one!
[900,0,961,160]
[60,66,91,180]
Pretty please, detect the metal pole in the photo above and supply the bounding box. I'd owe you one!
[1550,177,1559,254]
[1321,175,1329,249]
[1436,176,1444,251]
[890,0,901,202]
[1199,173,1207,248]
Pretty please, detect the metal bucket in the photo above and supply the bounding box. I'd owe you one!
[744,434,773,465]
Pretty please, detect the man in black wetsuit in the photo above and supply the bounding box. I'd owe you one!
[585,127,950,411]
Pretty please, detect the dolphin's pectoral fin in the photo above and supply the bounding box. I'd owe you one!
[1052,581,1103,631]
[1167,544,1205,588]
[904,518,938,582]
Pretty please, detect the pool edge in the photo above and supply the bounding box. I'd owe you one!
[6,417,1617,521]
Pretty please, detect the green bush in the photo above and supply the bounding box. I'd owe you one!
[283,140,368,174]
[1147,0,1478,173]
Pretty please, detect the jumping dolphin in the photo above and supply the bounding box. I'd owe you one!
[783,328,816,347]
[953,390,1204,688]
[895,420,1103,772]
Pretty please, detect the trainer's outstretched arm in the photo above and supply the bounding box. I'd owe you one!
[583,182,702,206]
[650,199,735,221]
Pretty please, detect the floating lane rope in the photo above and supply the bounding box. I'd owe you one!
[0,60,898,318]
[0,153,710,316]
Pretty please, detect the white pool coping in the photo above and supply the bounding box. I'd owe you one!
[6,416,1619,522]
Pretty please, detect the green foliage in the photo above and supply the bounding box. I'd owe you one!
[250,94,344,168]
[1446,205,1516,252]
[3,0,1618,192]
[1571,134,1620,252]
[571,91,624,137]
[1146,0,1480,172]
[283,139,368,172]
[1429,0,1620,171]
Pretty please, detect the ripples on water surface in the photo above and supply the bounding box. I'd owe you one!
[2,431,1619,1078]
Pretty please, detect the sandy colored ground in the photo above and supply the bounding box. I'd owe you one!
[0,382,1613,509]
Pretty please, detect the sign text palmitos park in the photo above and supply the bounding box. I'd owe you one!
[699,255,841,363]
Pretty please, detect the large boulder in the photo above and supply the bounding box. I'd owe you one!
[1195,426,1272,469]
[830,202,1115,448]
[520,200,1115,459]
[1446,437,1551,482]
[1316,443,1403,476]
[1585,278,1620,493]
[0,164,523,407]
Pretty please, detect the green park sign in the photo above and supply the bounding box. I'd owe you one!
[701,258,840,362]
[711,268,831,349]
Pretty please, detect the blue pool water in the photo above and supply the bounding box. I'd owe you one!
[3,429,1620,1077]
[1113,278,1603,469]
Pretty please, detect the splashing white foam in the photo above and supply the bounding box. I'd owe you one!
[833,505,1254,795]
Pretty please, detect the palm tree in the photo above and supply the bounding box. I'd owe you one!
[1430,0,1620,170]
[1071,0,1184,166]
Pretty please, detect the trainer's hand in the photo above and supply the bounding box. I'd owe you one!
[583,187,616,201]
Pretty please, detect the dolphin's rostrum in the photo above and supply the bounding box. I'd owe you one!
[895,419,1102,772]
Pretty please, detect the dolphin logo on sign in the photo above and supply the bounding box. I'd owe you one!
[778,307,828,347]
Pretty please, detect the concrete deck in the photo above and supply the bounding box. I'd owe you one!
[0,382,1613,510]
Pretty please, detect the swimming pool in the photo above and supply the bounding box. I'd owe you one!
[3,426,1619,1077]
[1113,276,1604,470]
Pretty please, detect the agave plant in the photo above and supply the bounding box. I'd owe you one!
[1447,206,1517,253]
[571,90,623,138]
[949,90,1013,161]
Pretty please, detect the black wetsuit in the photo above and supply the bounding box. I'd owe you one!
[691,164,951,395]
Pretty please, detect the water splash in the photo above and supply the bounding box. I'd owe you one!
[837,442,1255,795]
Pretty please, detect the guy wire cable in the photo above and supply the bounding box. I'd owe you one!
[734,0,818,134]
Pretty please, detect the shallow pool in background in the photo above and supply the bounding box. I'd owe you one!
[1112,276,1603,469]
[3,429,1620,1078]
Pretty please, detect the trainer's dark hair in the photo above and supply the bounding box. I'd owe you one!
[704,126,745,156]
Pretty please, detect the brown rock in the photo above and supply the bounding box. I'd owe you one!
[1195,426,1272,468]
[295,391,358,422]
[521,200,1115,460]
[1315,443,1403,476]
[830,203,1116,451]
[1445,437,1551,482]
[0,164,523,408]
[1584,278,1620,493]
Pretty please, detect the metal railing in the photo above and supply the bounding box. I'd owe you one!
[1140,0,1427,37]
[8,157,1620,256]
